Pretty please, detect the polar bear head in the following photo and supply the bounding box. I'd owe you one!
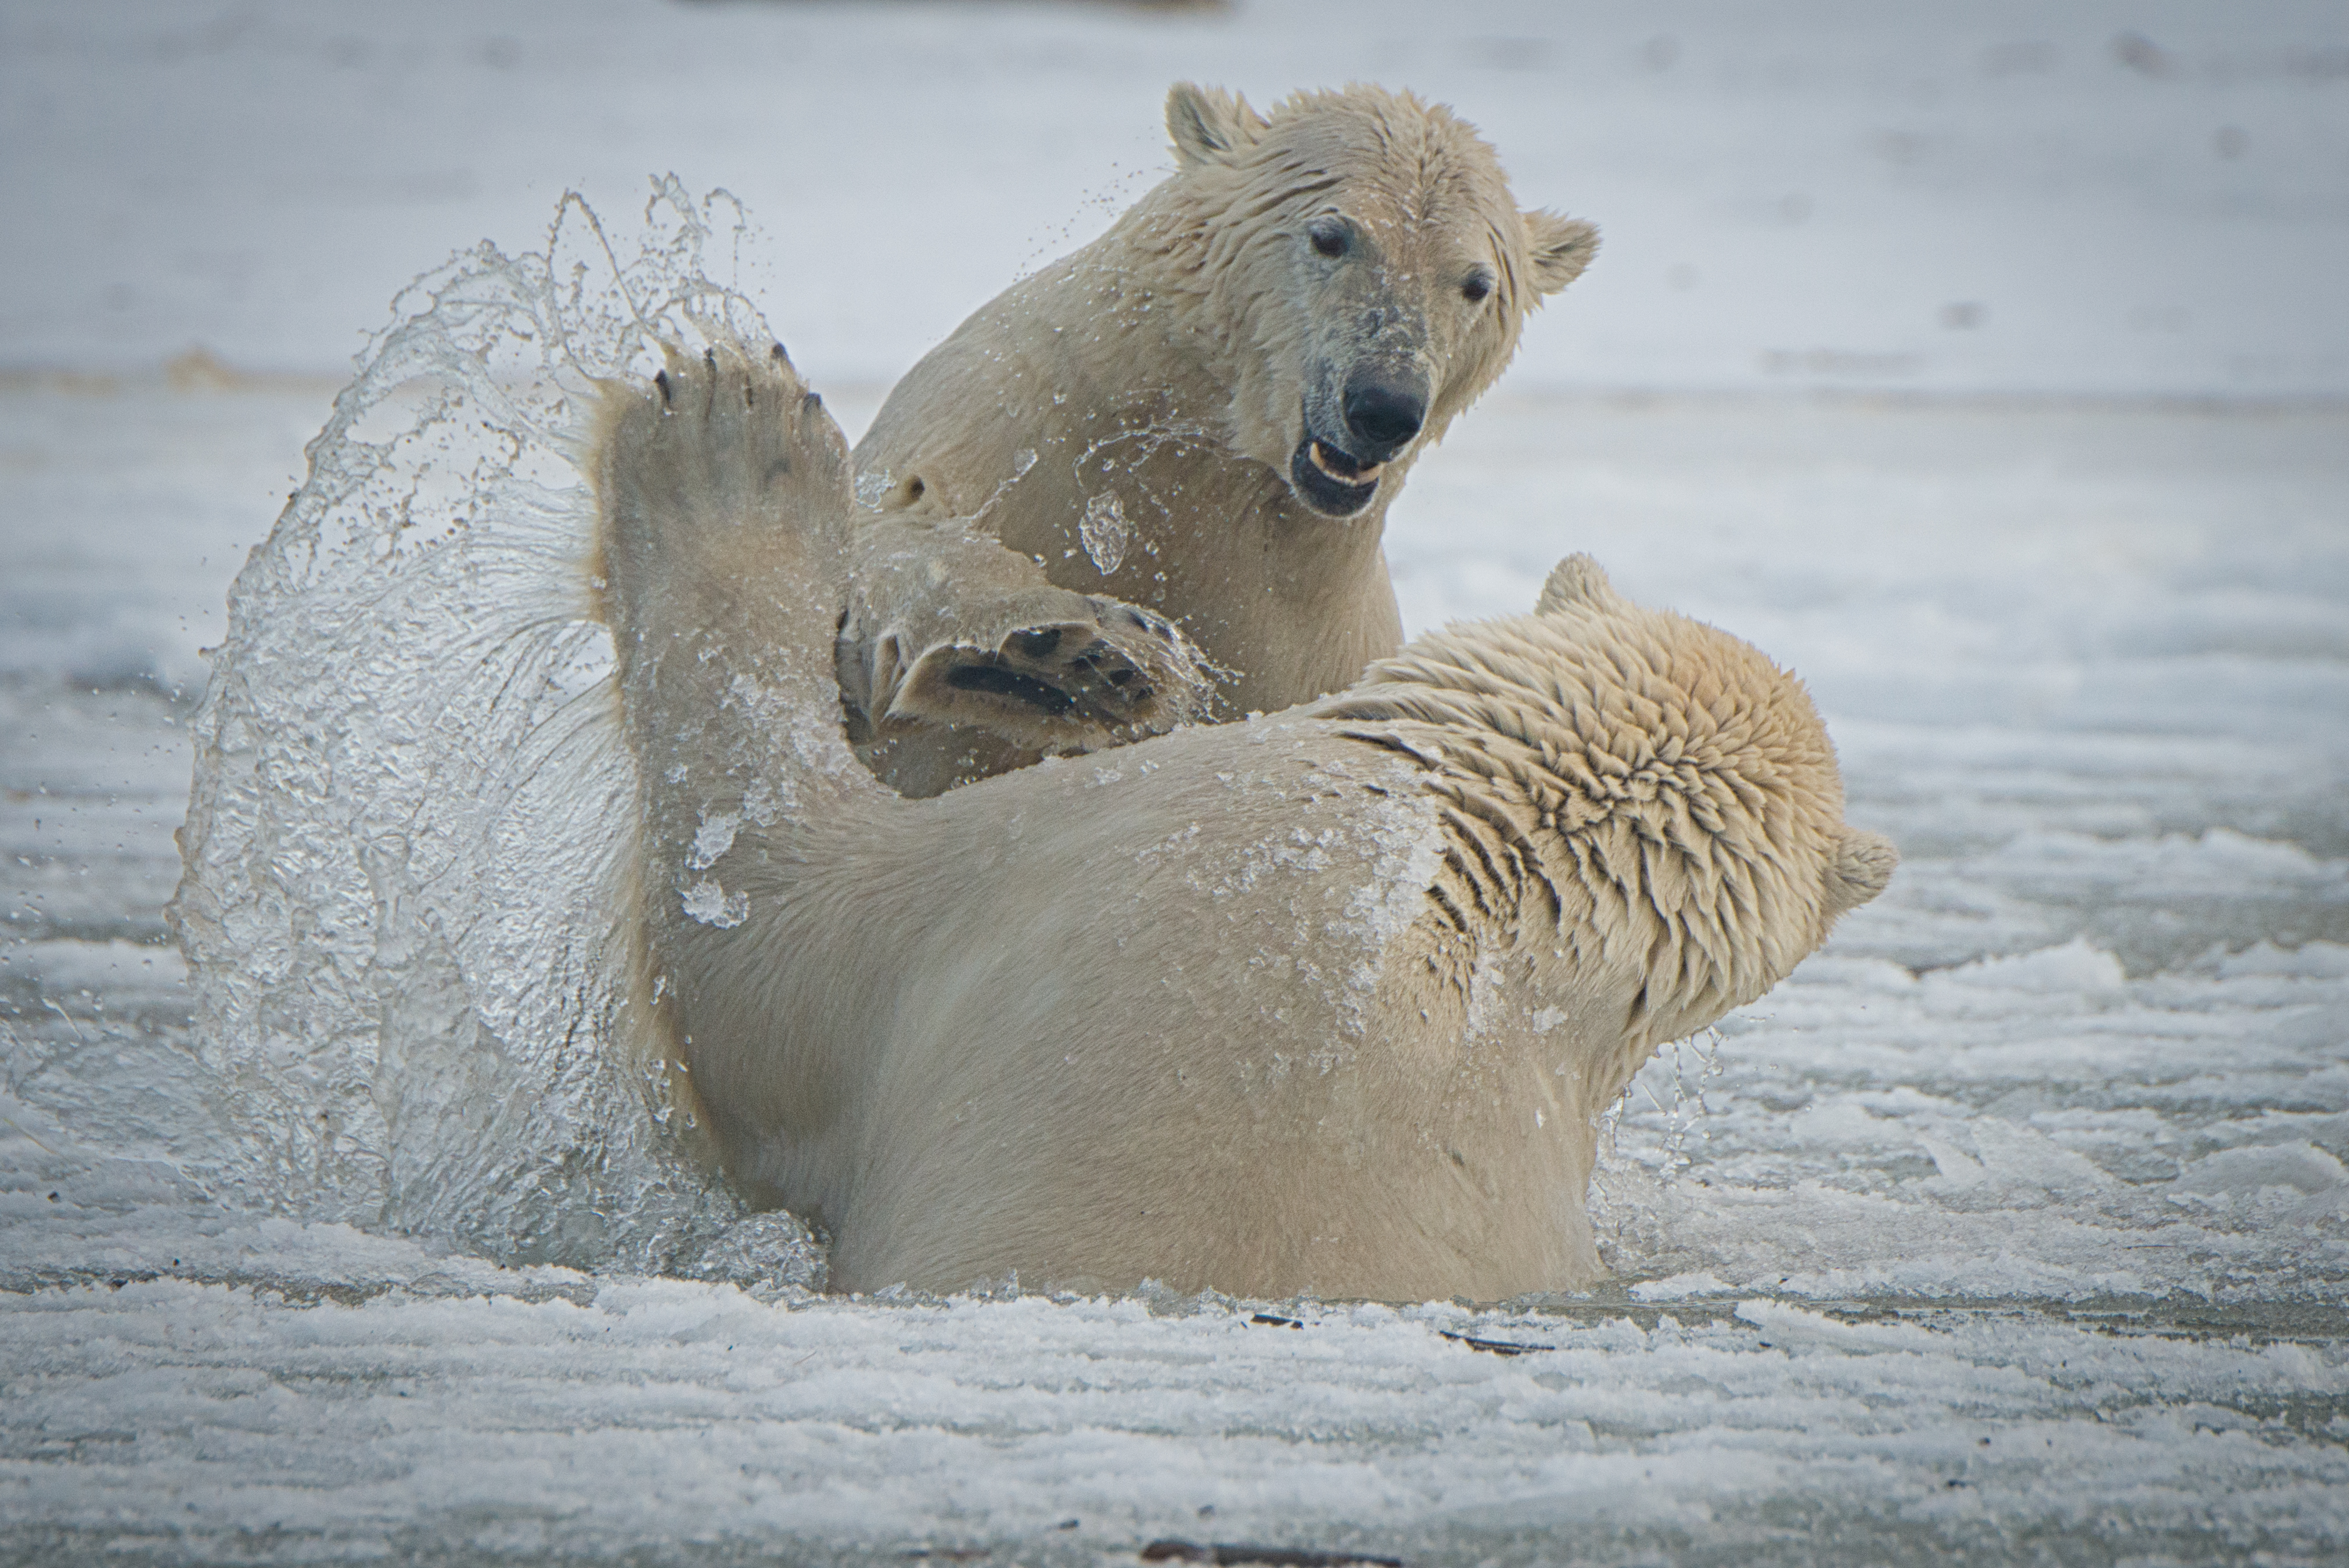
[1319,556,1897,1069]
[1156,82,1598,520]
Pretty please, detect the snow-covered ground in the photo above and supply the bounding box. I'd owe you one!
[4,1,2347,1563]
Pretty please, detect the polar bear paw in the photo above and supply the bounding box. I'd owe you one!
[593,337,850,616]
[844,582,1206,757]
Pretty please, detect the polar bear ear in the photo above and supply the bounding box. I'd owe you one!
[1525,212,1600,296]
[1536,553,1627,617]
[1167,82,1266,169]
[1825,827,1900,916]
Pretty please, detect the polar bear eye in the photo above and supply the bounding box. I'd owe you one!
[1307,218,1350,259]
[1462,268,1495,304]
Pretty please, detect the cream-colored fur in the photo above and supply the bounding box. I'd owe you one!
[598,341,1891,1302]
[840,83,1599,797]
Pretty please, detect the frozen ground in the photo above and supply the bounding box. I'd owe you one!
[5,0,2349,1563]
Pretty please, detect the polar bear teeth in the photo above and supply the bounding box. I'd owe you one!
[1309,441,1382,485]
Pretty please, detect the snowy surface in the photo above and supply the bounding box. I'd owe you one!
[5,1,2349,1563]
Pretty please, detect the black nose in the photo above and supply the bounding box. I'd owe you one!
[1342,373,1427,462]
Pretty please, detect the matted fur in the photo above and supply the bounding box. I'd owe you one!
[839,83,1599,796]
[1314,560,1875,1094]
[600,341,1891,1303]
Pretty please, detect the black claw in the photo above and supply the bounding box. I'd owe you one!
[771,341,791,365]
[804,390,823,413]
[653,369,671,406]
[1012,628,1063,661]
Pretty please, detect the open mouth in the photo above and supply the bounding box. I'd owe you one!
[1289,437,1384,517]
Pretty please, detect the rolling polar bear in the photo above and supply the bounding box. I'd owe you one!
[596,340,1895,1301]
[839,83,1600,796]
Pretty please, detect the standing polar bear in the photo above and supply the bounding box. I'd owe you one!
[839,84,1599,796]
[596,341,1894,1301]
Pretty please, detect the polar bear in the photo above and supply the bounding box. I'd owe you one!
[596,341,1894,1301]
[839,84,1600,796]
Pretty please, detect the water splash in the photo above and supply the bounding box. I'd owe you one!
[166,181,767,1269]
[1080,488,1129,574]
[1596,1025,1726,1178]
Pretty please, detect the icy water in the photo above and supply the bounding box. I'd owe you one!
[4,357,2344,1560]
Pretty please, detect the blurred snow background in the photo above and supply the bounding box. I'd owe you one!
[5,0,2347,395]
[2,1,2346,1563]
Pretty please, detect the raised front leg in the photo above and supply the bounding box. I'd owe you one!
[591,338,893,1210]
[592,337,861,877]
[836,513,1207,796]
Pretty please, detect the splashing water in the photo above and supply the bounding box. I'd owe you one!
[1595,1027,1726,1179]
[165,181,770,1269]
[1080,488,1128,575]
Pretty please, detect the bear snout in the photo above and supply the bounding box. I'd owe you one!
[1341,370,1429,463]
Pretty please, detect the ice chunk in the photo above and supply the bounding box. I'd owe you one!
[681,877,749,929]
[688,811,740,871]
[2176,1142,2347,1197]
